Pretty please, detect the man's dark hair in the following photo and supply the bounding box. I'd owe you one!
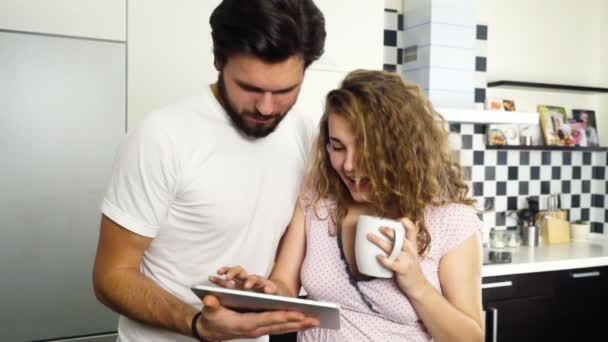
[210,0,326,68]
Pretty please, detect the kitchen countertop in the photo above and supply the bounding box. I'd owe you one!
[482,233,608,277]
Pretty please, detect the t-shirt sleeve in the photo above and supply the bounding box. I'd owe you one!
[101,116,178,238]
[438,204,483,257]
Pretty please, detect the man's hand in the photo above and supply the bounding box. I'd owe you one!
[195,295,320,340]
[209,266,279,294]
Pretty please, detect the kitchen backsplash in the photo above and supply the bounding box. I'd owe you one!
[451,123,607,234]
[384,7,607,234]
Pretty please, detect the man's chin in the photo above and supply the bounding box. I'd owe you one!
[238,117,285,138]
[240,122,278,138]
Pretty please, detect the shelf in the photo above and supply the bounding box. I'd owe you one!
[487,81,608,93]
[437,108,538,125]
[486,145,608,152]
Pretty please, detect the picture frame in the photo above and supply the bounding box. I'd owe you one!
[567,121,587,147]
[486,97,503,111]
[502,99,516,111]
[486,98,517,112]
[572,109,599,147]
[537,105,568,146]
[487,124,520,146]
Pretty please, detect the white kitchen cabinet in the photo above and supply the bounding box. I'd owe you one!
[127,0,383,128]
[483,267,608,342]
[0,0,126,41]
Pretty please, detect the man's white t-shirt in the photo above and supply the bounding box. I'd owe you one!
[101,87,315,342]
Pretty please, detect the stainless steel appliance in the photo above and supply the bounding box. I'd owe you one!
[0,30,123,341]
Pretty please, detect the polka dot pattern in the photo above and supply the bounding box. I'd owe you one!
[298,198,481,341]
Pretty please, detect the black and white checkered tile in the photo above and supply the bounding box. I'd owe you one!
[386,8,607,234]
[383,8,403,73]
[450,123,607,234]
[475,24,487,108]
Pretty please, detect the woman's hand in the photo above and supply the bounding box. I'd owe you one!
[367,218,427,296]
[209,266,279,295]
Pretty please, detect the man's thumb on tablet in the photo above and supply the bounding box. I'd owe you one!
[203,295,220,311]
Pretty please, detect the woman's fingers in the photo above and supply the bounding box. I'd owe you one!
[376,254,398,272]
[399,217,419,244]
[367,232,393,254]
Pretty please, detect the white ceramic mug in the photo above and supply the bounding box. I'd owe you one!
[355,215,406,278]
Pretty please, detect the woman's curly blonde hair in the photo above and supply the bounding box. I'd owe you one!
[307,69,474,255]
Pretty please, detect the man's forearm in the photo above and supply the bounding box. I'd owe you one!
[94,268,198,337]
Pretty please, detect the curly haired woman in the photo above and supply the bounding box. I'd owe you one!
[211,70,483,341]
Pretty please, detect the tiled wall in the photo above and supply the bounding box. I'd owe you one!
[474,25,487,108]
[383,7,607,234]
[452,123,607,234]
[384,7,485,108]
[383,8,403,74]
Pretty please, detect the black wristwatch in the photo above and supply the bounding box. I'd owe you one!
[191,311,208,341]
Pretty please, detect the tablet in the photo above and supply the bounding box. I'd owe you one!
[191,285,340,329]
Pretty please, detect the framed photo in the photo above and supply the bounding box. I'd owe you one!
[568,121,587,147]
[502,99,516,111]
[572,109,599,146]
[537,105,568,146]
[486,97,503,111]
[487,124,519,146]
[486,98,517,111]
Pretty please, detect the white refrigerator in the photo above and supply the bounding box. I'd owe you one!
[0,30,123,341]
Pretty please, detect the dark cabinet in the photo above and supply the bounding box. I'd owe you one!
[483,266,608,342]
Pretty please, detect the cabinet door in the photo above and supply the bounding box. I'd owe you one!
[0,31,124,341]
[0,0,126,41]
[555,267,608,341]
[485,296,562,342]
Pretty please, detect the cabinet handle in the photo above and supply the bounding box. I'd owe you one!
[490,306,498,342]
[482,281,513,289]
[570,271,600,279]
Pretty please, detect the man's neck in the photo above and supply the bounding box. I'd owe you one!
[209,83,220,102]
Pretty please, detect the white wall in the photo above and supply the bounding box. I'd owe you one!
[477,0,602,86]
[127,0,382,129]
[385,0,403,12]
[0,0,126,41]
[477,0,607,143]
[127,0,220,129]
[600,0,608,145]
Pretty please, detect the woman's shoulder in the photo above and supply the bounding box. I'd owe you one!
[299,189,336,211]
[425,201,482,256]
[425,202,479,222]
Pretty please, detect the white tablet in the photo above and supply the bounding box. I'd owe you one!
[191,285,340,329]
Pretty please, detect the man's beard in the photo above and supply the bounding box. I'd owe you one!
[217,73,291,138]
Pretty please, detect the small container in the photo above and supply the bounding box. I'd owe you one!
[570,222,590,241]
[522,225,539,247]
[519,135,533,146]
[490,229,520,248]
